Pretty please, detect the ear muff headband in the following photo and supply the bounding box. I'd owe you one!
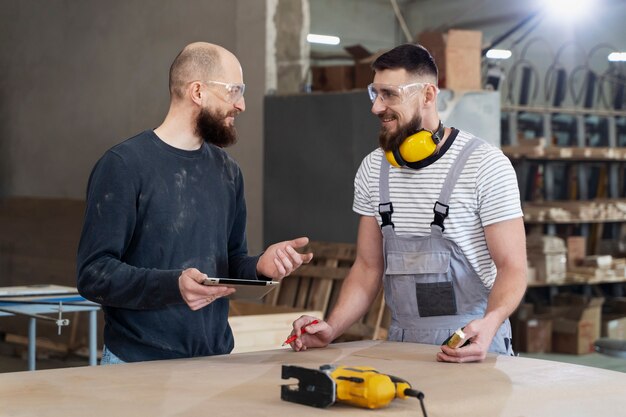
[384,121,445,167]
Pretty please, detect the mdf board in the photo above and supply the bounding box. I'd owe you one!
[2,340,626,417]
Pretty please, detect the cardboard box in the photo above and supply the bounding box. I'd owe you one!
[311,65,354,92]
[552,318,596,355]
[354,62,374,89]
[518,318,553,353]
[567,236,586,268]
[547,297,604,355]
[344,44,376,89]
[417,29,482,90]
[602,315,626,340]
[527,235,567,283]
[511,304,552,353]
[528,253,567,284]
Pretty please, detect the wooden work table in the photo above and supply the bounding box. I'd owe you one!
[2,340,625,416]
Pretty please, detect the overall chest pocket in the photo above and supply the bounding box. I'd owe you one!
[384,250,456,317]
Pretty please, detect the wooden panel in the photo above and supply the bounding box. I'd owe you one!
[3,340,626,416]
[266,241,388,341]
[228,309,323,353]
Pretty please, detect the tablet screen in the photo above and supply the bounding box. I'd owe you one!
[202,277,280,300]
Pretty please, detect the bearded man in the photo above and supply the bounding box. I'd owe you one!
[288,44,527,363]
[77,42,312,364]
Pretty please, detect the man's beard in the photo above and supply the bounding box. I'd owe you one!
[195,107,238,148]
[378,112,423,152]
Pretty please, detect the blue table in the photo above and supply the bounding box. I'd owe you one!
[0,292,100,371]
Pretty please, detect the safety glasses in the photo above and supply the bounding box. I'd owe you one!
[367,82,435,105]
[200,80,246,104]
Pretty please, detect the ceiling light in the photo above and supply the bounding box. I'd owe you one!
[545,0,592,21]
[486,49,512,60]
[306,34,340,45]
[608,52,626,62]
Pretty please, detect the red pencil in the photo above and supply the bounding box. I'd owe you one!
[282,320,320,346]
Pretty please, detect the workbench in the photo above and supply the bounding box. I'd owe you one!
[0,285,100,370]
[1,340,624,416]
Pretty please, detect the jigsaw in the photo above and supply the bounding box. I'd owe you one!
[281,364,428,416]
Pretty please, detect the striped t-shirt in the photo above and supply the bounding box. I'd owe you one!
[353,129,523,289]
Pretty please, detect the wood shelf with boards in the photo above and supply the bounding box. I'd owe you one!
[504,134,626,255]
[263,241,389,342]
[502,104,626,118]
[522,199,626,223]
[503,144,626,161]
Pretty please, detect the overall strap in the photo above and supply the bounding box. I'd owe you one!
[431,137,483,236]
[378,157,394,230]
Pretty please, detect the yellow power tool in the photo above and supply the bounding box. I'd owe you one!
[281,364,427,414]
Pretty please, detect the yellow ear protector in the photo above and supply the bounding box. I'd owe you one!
[385,121,445,168]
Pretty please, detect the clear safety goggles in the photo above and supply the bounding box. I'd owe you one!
[367,82,437,105]
[200,80,246,104]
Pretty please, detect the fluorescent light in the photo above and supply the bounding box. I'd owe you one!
[486,49,512,60]
[608,52,626,62]
[306,34,340,45]
[545,0,592,21]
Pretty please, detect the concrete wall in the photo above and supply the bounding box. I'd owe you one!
[0,0,267,253]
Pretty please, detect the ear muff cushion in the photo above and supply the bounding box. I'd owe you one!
[399,130,437,163]
[385,150,402,167]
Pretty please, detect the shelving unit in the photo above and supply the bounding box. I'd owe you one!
[502,105,626,301]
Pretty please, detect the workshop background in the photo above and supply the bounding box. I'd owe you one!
[1,0,625,371]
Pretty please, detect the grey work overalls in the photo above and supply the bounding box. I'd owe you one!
[378,137,513,355]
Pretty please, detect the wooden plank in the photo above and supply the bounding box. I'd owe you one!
[228,309,323,353]
[304,256,338,313]
[293,277,311,310]
[274,277,299,307]
[292,264,351,280]
[229,301,307,316]
[306,278,333,312]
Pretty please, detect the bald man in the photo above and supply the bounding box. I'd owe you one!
[77,42,312,364]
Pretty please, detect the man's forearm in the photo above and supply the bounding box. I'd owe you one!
[484,265,527,325]
[325,261,383,340]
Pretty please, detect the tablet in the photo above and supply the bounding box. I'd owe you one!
[202,277,280,300]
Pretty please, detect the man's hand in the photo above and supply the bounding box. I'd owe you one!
[436,317,499,363]
[288,315,334,352]
[257,237,313,280]
[178,268,235,310]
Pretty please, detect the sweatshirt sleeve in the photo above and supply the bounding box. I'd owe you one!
[226,166,261,280]
[76,151,183,309]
